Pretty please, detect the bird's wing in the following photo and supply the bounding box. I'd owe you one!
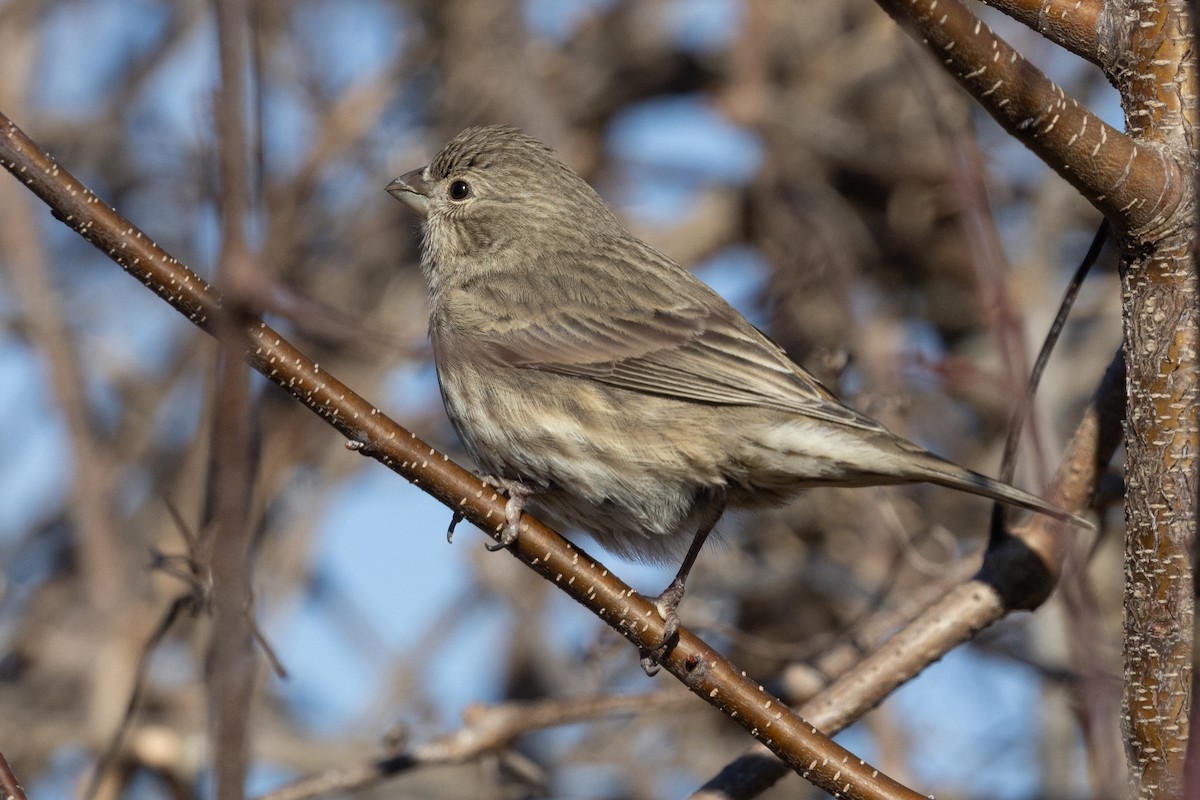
[477,260,886,433]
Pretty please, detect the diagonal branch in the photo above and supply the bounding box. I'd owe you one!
[983,0,1106,64]
[258,691,691,800]
[874,0,1181,238]
[0,112,927,800]
[0,751,28,800]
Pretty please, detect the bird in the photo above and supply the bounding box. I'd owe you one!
[387,124,1086,662]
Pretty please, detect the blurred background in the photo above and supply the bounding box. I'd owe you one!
[0,0,1126,797]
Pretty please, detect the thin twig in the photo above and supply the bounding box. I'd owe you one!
[1000,220,1110,484]
[0,751,28,800]
[257,691,690,800]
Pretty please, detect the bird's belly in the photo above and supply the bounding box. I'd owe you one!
[436,362,729,562]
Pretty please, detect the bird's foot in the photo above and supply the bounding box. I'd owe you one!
[638,577,687,675]
[479,475,536,551]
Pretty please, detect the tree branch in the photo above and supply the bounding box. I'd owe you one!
[983,0,1106,64]
[874,0,1181,237]
[206,1,259,798]
[258,691,691,800]
[0,751,28,800]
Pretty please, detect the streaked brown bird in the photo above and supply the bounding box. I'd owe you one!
[388,125,1085,660]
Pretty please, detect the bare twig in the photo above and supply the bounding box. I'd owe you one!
[983,0,1106,63]
[1000,220,1109,485]
[0,751,28,800]
[206,2,260,799]
[257,691,690,800]
[86,594,198,800]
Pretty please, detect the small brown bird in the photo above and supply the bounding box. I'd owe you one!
[388,125,1084,657]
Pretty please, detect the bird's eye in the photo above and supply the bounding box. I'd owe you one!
[448,180,472,201]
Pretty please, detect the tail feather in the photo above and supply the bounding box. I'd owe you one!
[910,450,1092,529]
[761,418,1092,528]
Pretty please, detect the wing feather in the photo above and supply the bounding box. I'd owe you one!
[473,249,886,433]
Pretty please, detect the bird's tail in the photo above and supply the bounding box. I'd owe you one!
[906,448,1092,529]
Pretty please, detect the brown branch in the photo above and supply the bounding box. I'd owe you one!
[256,691,690,800]
[0,112,928,800]
[1115,4,1198,795]
[0,25,139,792]
[1121,234,1197,796]
[983,0,1106,64]
[938,103,1049,487]
[873,0,1181,238]
[205,2,259,799]
[1115,0,1197,147]
[0,751,28,800]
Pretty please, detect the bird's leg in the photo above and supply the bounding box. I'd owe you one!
[640,506,724,674]
[479,475,536,550]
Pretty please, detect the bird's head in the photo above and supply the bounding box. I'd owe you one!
[388,125,625,274]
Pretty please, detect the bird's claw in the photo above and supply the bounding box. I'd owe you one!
[638,577,687,675]
[483,515,520,551]
[480,475,534,551]
[446,510,465,543]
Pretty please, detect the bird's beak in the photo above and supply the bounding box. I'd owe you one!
[387,167,430,217]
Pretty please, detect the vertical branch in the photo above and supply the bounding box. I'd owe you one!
[941,125,1049,487]
[207,1,258,798]
[1120,232,1197,797]
[1116,2,1198,797]
[0,13,137,784]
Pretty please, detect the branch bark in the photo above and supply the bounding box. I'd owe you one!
[205,1,258,798]
[1100,2,1195,795]
[258,691,691,800]
[983,0,1106,64]
[873,0,1185,238]
[1120,228,1197,798]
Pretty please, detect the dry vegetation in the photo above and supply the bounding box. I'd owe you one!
[0,1,1193,798]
